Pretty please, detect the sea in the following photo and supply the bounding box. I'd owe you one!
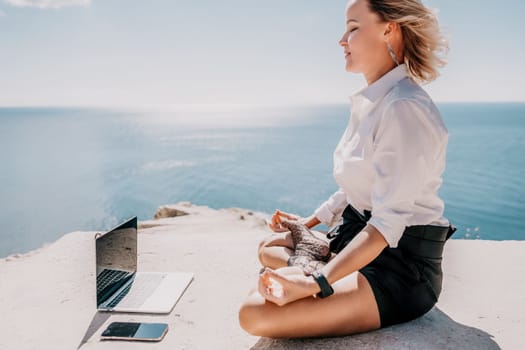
[1,103,524,258]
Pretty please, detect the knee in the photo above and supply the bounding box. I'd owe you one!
[257,238,270,265]
[257,237,268,252]
[257,233,293,269]
[238,296,269,336]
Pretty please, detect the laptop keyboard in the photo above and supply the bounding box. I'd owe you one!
[97,269,129,294]
[109,273,166,309]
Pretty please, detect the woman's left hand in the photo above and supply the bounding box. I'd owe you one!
[268,209,301,232]
[258,267,320,306]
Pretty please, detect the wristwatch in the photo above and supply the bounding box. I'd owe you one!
[312,270,334,298]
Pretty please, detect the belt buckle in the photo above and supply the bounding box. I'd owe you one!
[446,225,457,240]
[326,225,340,239]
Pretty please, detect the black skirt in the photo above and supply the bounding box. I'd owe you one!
[328,205,455,327]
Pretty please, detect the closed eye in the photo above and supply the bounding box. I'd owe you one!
[345,26,358,34]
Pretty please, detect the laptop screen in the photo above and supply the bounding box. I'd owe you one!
[95,217,138,308]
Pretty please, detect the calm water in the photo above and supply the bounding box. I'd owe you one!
[1,103,524,258]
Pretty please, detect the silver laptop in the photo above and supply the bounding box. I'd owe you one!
[95,216,193,313]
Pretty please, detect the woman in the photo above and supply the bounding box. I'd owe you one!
[239,0,452,338]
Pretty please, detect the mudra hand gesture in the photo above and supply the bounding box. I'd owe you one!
[258,266,319,306]
[268,209,305,232]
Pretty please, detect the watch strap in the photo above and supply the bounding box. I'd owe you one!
[312,271,334,298]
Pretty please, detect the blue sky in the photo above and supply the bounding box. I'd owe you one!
[0,0,524,106]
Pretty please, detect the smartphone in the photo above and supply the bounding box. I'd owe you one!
[100,322,168,342]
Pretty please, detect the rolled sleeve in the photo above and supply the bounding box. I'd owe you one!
[368,99,437,247]
[314,189,347,227]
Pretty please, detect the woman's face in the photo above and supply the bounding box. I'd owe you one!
[339,0,390,79]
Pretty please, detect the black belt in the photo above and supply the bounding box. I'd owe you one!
[398,224,456,260]
[330,204,456,259]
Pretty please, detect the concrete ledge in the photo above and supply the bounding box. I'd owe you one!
[0,203,522,349]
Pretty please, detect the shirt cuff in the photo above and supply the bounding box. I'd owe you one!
[314,204,344,228]
[367,214,405,248]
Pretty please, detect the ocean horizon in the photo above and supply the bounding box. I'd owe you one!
[1,102,524,258]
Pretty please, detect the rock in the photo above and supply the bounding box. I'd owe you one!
[137,222,163,229]
[154,205,191,219]
[1,205,522,349]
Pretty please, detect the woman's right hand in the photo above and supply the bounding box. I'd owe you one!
[258,267,319,306]
[268,210,300,232]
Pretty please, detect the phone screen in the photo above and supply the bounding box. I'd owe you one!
[101,322,168,341]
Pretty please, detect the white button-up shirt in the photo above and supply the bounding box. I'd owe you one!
[314,64,450,248]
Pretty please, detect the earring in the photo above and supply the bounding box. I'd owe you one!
[386,42,400,66]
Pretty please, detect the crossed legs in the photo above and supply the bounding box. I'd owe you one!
[239,232,382,338]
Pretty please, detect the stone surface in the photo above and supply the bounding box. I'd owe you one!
[0,203,523,349]
[152,204,192,219]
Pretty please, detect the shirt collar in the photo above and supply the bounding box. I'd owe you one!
[349,64,409,105]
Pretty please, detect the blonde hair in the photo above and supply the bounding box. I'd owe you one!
[367,0,448,84]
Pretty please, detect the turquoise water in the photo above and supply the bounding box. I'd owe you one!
[0,103,524,258]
